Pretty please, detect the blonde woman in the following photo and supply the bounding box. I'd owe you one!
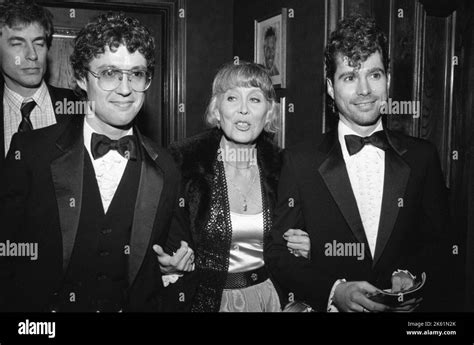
[156,62,310,312]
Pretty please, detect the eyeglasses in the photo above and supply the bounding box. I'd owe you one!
[87,68,152,92]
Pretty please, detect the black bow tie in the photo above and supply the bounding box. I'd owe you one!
[344,131,390,156]
[91,133,137,160]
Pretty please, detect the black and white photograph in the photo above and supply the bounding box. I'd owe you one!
[0,0,473,344]
[254,8,287,87]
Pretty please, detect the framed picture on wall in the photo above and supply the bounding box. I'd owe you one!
[274,97,286,148]
[254,8,287,88]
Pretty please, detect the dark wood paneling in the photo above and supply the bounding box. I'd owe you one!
[419,14,455,180]
[465,141,474,310]
[388,0,456,183]
[451,0,474,311]
[233,0,325,147]
[184,0,234,138]
[387,0,418,135]
[343,0,373,17]
[373,0,391,36]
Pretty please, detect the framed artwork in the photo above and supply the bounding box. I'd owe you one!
[275,97,286,148]
[254,8,287,88]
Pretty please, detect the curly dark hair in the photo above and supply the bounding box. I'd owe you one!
[0,0,54,48]
[325,14,389,81]
[70,12,155,82]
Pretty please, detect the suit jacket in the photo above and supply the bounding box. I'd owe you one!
[0,117,180,311]
[0,78,79,171]
[265,127,451,312]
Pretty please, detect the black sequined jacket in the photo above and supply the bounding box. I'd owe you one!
[166,128,282,312]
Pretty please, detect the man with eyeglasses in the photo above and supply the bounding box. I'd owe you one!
[0,12,182,312]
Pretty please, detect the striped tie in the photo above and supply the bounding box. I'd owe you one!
[18,100,36,132]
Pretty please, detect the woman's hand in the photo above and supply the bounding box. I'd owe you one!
[153,241,195,274]
[283,229,311,259]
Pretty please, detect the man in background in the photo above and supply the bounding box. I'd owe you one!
[0,0,78,170]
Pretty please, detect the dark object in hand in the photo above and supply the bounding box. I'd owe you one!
[282,301,315,312]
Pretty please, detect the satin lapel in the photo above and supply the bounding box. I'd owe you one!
[373,135,410,266]
[318,132,371,259]
[128,131,163,286]
[50,119,84,272]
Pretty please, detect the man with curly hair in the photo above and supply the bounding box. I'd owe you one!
[0,0,78,169]
[266,14,449,312]
[0,12,181,312]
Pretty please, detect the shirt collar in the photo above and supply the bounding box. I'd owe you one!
[338,117,384,160]
[4,81,50,111]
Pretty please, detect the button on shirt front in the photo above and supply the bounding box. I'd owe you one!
[338,120,385,257]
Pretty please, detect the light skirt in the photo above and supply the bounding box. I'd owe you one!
[219,278,281,312]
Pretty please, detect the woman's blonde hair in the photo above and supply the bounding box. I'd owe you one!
[205,61,279,133]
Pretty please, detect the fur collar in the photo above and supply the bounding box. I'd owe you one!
[171,127,281,189]
[170,127,282,245]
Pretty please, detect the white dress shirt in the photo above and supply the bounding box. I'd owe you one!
[328,118,385,312]
[83,119,132,213]
[3,81,56,155]
[338,119,385,257]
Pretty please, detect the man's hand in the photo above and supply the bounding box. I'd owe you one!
[333,281,389,312]
[389,297,423,312]
[283,229,310,259]
[153,241,195,274]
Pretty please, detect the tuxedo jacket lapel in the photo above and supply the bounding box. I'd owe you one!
[50,119,85,272]
[318,131,372,260]
[373,130,410,266]
[128,130,164,286]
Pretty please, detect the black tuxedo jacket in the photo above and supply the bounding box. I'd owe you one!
[265,128,451,311]
[0,79,79,170]
[0,117,180,311]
